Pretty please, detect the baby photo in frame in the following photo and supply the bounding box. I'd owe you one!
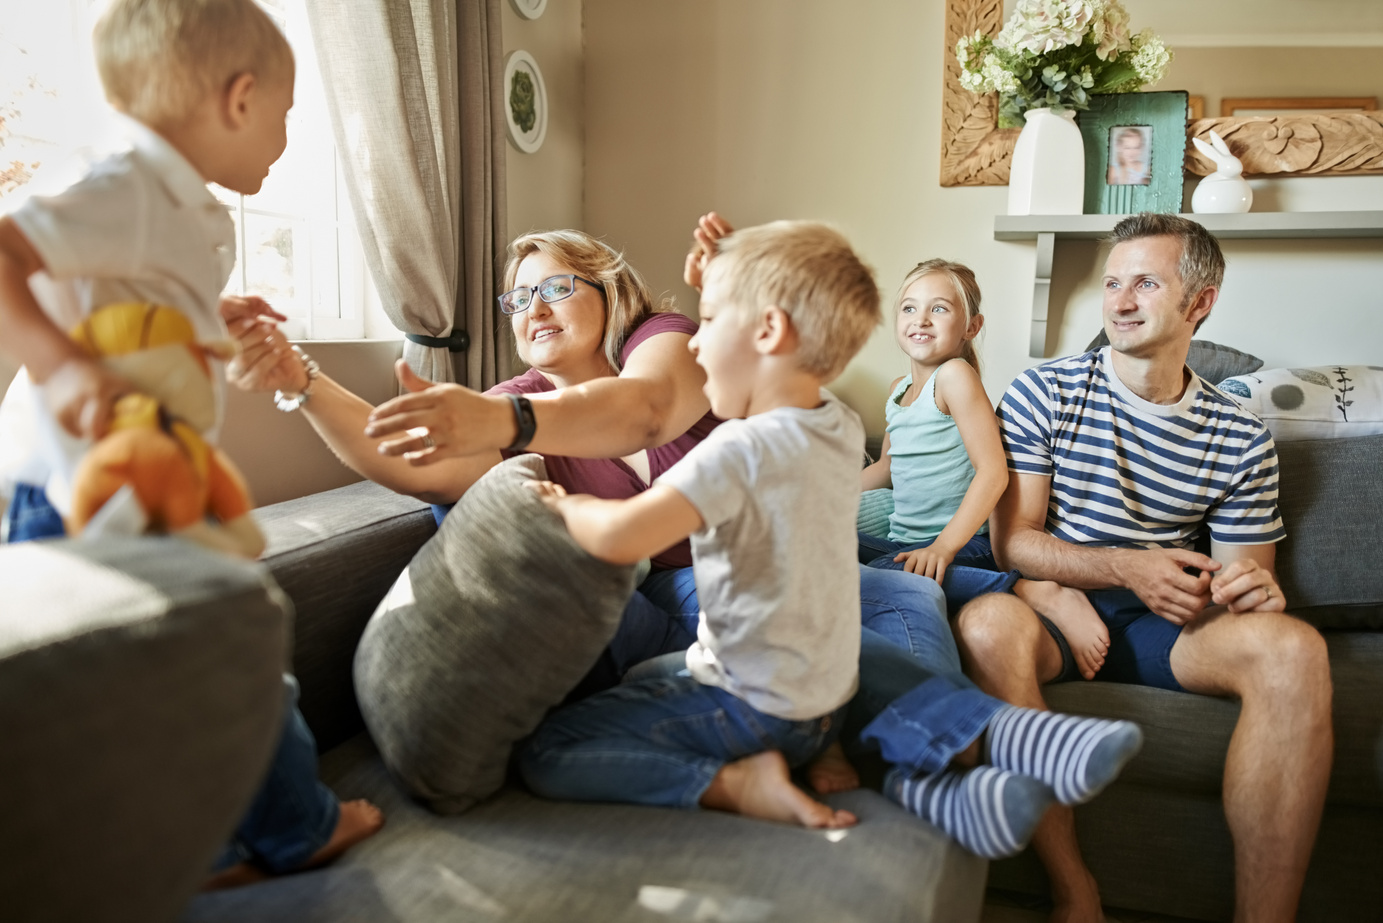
[1078,91,1188,214]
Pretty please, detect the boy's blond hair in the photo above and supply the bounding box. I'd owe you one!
[94,0,293,126]
[709,221,880,381]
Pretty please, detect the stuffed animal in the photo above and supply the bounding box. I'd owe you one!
[64,302,265,559]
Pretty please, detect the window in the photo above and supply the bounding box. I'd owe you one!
[0,0,389,340]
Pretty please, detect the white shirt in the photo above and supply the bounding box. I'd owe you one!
[655,391,864,721]
[0,116,236,513]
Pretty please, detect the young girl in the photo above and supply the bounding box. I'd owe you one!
[860,260,1110,681]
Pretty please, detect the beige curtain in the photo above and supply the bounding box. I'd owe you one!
[304,0,507,388]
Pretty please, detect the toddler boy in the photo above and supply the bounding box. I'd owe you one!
[0,0,380,886]
[522,221,1144,854]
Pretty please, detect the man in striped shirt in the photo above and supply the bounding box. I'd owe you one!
[956,214,1332,923]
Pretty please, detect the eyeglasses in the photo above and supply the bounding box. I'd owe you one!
[497,274,603,315]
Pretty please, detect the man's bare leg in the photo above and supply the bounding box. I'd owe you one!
[701,750,857,828]
[954,593,1105,923]
[1169,609,1332,923]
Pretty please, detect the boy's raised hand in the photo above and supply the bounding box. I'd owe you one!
[682,212,734,292]
[44,356,133,440]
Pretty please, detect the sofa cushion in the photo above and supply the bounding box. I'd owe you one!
[1219,365,1383,441]
[183,734,988,923]
[1275,434,1383,629]
[353,454,637,815]
[254,480,436,751]
[0,537,287,923]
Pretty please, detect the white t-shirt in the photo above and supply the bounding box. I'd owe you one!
[0,116,236,513]
[655,390,864,721]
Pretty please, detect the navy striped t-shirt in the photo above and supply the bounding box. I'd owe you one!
[998,348,1284,550]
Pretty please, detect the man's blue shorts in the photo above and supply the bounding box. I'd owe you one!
[1039,587,1187,693]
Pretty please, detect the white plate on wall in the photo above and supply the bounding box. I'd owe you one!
[509,0,547,20]
[503,50,547,154]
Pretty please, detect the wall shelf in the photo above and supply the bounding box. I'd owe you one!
[995,211,1383,356]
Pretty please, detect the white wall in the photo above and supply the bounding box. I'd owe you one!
[583,0,1383,440]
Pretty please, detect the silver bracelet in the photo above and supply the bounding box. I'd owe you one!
[273,346,321,413]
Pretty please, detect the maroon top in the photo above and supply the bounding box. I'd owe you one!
[487,311,720,569]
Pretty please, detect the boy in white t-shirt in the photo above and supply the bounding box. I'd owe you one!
[0,0,380,886]
[522,222,1145,851]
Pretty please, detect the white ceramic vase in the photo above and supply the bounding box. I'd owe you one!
[1007,107,1085,216]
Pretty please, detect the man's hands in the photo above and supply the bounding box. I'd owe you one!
[893,544,955,583]
[1120,546,1285,624]
[682,212,734,292]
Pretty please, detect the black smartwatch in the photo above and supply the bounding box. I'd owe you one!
[506,394,537,451]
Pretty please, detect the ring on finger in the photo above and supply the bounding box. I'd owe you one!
[421,433,436,450]
[1264,585,1273,599]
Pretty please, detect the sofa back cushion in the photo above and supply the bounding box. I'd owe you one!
[0,537,287,923]
[353,454,636,814]
[1275,433,1383,629]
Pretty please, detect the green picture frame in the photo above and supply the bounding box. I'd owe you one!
[1078,91,1189,215]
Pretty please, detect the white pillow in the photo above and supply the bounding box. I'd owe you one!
[1218,366,1383,442]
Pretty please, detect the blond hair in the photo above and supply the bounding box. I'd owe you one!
[503,230,674,374]
[94,0,293,126]
[707,221,880,381]
[894,259,984,375]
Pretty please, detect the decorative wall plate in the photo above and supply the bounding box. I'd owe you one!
[503,50,548,154]
[508,0,547,21]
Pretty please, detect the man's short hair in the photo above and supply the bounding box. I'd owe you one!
[94,0,293,126]
[709,221,880,381]
[1108,213,1225,331]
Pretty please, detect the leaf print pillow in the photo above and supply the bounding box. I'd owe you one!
[1217,366,1383,442]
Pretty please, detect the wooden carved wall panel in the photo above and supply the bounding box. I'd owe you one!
[1186,112,1383,178]
[939,0,1017,187]
[941,0,1383,187]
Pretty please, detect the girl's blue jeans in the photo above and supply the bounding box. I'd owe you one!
[857,531,1020,616]
[5,484,337,873]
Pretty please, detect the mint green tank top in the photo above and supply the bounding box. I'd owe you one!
[885,364,985,544]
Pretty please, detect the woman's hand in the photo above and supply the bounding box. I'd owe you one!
[682,212,734,291]
[365,359,512,465]
[224,317,308,394]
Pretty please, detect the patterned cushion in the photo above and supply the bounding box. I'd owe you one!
[353,454,636,814]
[1218,366,1383,442]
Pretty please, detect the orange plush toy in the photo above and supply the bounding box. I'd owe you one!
[64,302,265,559]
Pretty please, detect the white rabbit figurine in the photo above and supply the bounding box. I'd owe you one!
[1191,130,1253,214]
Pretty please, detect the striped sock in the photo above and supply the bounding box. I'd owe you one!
[983,705,1143,806]
[885,765,1054,859]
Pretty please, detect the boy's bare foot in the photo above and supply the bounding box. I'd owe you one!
[806,741,860,794]
[1014,579,1109,681]
[301,799,385,870]
[702,751,856,829]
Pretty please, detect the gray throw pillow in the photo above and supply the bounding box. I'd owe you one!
[1085,329,1263,384]
[354,454,636,814]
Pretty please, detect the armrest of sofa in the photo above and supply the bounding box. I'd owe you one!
[0,536,288,923]
[254,480,437,751]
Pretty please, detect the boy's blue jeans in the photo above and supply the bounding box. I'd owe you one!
[520,675,847,808]
[5,484,338,873]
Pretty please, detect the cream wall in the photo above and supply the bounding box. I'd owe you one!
[583,0,1383,440]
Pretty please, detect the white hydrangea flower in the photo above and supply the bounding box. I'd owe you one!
[1128,30,1172,83]
[1090,0,1132,61]
[982,56,1022,94]
[997,0,1094,57]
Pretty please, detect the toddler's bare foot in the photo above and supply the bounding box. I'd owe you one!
[702,751,856,829]
[301,799,385,870]
[200,862,267,892]
[806,741,860,794]
[1015,579,1109,680]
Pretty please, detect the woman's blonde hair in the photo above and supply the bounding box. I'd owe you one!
[895,258,984,375]
[503,230,673,373]
[94,0,293,126]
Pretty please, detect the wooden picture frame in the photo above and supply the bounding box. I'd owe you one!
[1080,92,1189,215]
[1221,97,1377,117]
[940,0,1383,186]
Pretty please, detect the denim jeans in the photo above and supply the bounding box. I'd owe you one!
[857,531,1020,616]
[519,675,846,809]
[639,562,960,676]
[6,484,338,873]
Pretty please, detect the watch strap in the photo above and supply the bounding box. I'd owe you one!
[506,394,537,451]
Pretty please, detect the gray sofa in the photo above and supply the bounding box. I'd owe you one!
[4,432,1379,922]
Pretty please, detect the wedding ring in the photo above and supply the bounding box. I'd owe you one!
[421,433,436,450]
[1264,585,1273,599]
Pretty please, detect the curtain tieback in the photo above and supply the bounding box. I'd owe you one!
[406,330,471,352]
